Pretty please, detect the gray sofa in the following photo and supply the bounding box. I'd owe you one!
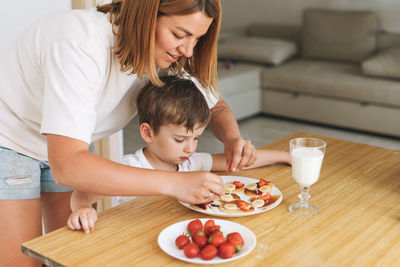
[218,8,400,137]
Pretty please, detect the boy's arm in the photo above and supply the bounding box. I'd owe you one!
[211,149,291,171]
[70,190,104,211]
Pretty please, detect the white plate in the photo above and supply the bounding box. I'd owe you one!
[158,218,256,264]
[179,175,283,217]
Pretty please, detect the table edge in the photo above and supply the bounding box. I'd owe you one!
[22,245,65,267]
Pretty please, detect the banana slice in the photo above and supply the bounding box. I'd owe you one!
[246,183,257,191]
[220,194,234,202]
[224,203,239,210]
[225,183,236,193]
[252,199,265,208]
[259,185,272,193]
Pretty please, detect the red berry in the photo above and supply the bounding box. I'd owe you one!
[183,242,200,258]
[175,234,190,249]
[200,245,218,260]
[208,231,225,247]
[219,242,236,259]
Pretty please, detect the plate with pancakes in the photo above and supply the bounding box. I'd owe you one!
[179,176,283,217]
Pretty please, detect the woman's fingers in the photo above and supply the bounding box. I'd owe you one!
[228,145,242,172]
[209,179,225,197]
[173,172,224,204]
[237,140,256,169]
[225,138,257,172]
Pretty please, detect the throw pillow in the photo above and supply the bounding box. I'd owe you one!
[362,47,400,79]
[218,36,298,66]
[302,9,378,63]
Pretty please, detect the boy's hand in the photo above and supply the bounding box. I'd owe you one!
[67,206,98,234]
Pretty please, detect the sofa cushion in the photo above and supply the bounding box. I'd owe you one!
[261,59,400,107]
[362,47,400,79]
[378,31,400,51]
[218,36,298,66]
[246,23,302,44]
[302,9,378,63]
[218,62,262,97]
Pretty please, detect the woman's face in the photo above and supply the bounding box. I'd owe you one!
[154,12,213,68]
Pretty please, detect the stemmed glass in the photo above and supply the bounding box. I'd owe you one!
[289,138,326,216]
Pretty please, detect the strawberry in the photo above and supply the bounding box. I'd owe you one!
[219,242,236,259]
[192,232,208,249]
[204,219,215,229]
[237,200,251,211]
[200,244,218,260]
[204,225,221,237]
[227,236,242,252]
[258,178,268,187]
[187,219,203,236]
[233,181,244,188]
[208,231,225,247]
[227,232,244,246]
[259,193,271,201]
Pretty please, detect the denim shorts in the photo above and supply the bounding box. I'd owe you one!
[0,146,74,200]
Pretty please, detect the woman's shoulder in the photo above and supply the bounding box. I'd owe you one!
[35,8,112,46]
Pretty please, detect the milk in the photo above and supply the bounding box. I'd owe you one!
[291,147,324,185]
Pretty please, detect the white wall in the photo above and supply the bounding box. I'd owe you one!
[220,0,400,33]
[0,0,71,54]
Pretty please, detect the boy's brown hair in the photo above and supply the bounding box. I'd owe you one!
[136,75,210,134]
[97,0,221,94]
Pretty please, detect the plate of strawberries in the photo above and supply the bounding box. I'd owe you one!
[158,218,256,264]
[179,176,283,217]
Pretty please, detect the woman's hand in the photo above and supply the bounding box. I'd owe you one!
[67,206,98,234]
[208,100,257,172]
[169,171,225,204]
[224,137,257,172]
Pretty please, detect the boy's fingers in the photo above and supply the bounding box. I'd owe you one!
[67,218,75,230]
[88,213,98,232]
[71,215,82,230]
[79,214,90,234]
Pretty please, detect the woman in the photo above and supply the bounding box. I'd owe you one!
[0,1,256,265]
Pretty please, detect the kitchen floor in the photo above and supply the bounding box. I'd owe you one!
[123,114,400,154]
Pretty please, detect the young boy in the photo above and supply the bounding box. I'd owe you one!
[67,75,290,233]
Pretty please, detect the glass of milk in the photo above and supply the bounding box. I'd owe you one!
[289,138,326,216]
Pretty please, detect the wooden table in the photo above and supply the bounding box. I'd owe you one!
[22,133,400,266]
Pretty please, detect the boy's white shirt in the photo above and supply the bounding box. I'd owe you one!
[112,148,213,207]
[0,8,218,161]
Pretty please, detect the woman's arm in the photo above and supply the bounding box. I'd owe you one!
[208,100,257,172]
[47,134,225,204]
[211,149,291,171]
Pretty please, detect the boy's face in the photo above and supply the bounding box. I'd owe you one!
[148,122,207,165]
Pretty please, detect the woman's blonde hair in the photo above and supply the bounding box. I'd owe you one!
[97,0,221,94]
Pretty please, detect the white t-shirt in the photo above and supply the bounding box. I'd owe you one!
[0,9,218,161]
[112,148,213,207]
